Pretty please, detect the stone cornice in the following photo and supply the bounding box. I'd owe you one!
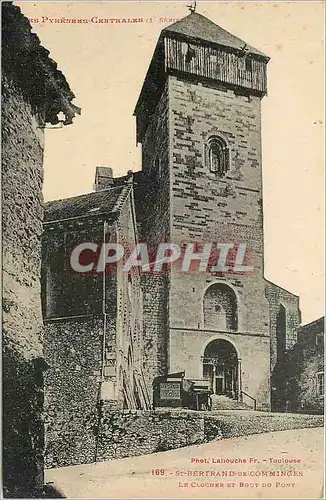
[2,2,81,125]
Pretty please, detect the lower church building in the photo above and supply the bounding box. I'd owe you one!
[42,12,302,467]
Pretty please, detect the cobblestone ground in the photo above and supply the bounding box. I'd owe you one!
[46,427,324,499]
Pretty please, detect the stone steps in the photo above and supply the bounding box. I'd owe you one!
[210,394,252,411]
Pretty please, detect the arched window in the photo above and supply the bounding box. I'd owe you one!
[206,136,229,177]
[203,283,238,331]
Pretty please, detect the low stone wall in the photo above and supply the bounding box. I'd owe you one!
[96,409,204,462]
[45,408,324,468]
[96,408,324,464]
[204,411,324,442]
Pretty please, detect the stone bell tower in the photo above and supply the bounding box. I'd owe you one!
[134,11,273,410]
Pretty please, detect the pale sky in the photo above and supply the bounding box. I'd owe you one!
[17,1,324,324]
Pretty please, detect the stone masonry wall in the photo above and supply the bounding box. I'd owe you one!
[44,317,105,468]
[43,192,150,468]
[115,190,149,408]
[286,321,324,414]
[169,330,271,410]
[135,82,171,396]
[265,280,301,370]
[165,75,271,409]
[94,408,323,464]
[42,225,118,468]
[2,75,45,497]
[2,3,78,492]
[168,75,270,335]
[42,219,119,467]
[288,349,324,414]
[265,280,301,412]
[2,77,44,358]
[97,408,204,461]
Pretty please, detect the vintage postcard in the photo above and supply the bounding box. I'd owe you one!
[2,0,324,498]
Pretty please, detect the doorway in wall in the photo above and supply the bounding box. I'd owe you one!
[202,339,238,398]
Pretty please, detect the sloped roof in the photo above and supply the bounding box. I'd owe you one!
[297,317,324,334]
[44,185,126,223]
[163,12,267,59]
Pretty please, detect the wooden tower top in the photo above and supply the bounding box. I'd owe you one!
[134,12,269,143]
[162,12,267,59]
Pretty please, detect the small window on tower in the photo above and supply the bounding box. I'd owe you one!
[206,136,229,177]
